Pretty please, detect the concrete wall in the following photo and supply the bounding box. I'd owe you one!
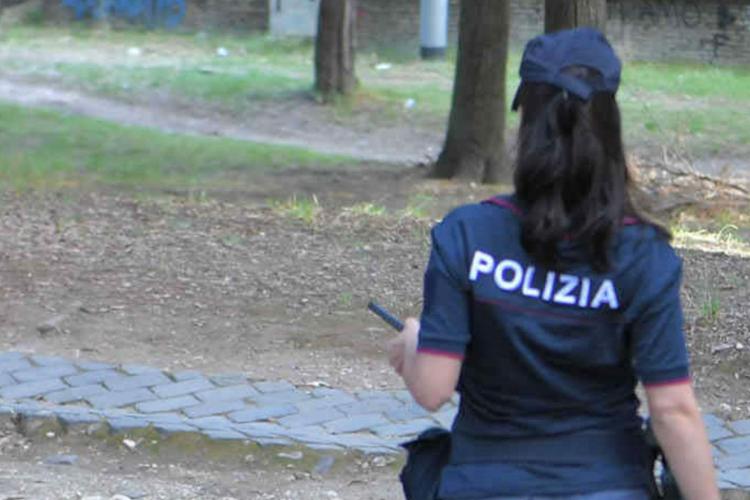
[356,0,750,65]
[176,0,750,65]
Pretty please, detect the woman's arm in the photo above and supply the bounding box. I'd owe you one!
[645,382,720,500]
[387,318,462,412]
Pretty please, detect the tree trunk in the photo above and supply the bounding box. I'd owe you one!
[314,0,356,101]
[433,0,509,183]
[544,0,607,33]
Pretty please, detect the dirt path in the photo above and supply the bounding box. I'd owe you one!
[0,76,443,165]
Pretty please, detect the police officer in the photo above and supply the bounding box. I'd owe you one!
[387,28,719,500]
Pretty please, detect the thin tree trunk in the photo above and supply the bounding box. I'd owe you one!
[545,0,607,33]
[314,0,356,101]
[433,0,509,183]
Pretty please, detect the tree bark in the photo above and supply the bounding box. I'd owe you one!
[314,0,356,101]
[433,0,509,183]
[544,0,607,33]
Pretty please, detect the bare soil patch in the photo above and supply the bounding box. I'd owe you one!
[0,168,749,420]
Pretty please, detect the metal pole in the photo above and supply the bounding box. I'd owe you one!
[420,0,448,59]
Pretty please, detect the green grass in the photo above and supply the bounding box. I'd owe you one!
[2,26,750,160]
[0,103,352,189]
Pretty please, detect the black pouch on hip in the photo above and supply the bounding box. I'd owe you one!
[399,427,452,500]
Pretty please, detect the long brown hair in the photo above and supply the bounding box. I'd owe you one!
[513,66,668,272]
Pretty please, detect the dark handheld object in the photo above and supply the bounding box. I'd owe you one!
[367,301,404,332]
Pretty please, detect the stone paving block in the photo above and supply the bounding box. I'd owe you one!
[334,432,394,449]
[104,372,171,392]
[194,385,258,403]
[12,364,78,383]
[183,399,247,418]
[187,416,234,430]
[715,435,750,455]
[0,352,25,362]
[393,390,414,403]
[233,422,286,438]
[295,393,356,413]
[66,370,124,387]
[88,388,157,409]
[255,437,293,447]
[55,409,102,426]
[718,450,750,470]
[251,390,312,406]
[278,408,345,428]
[136,395,200,414]
[254,380,295,393]
[702,414,734,440]
[152,378,214,399]
[323,414,391,434]
[45,384,108,404]
[433,408,458,429]
[0,373,15,387]
[355,390,395,400]
[11,401,55,419]
[729,419,750,436]
[0,358,32,373]
[372,418,435,438]
[1,378,67,400]
[152,422,196,434]
[172,370,203,381]
[211,374,248,387]
[720,469,750,488]
[76,360,114,371]
[204,429,247,440]
[108,416,149,432]
[31,355,72,367]
[121,364,163,375]
[228,404,298,424]
[337,398,404,416]
[385,403,430,422]
[312,388,350,398]
[142,413,186,425]
[283,427,343,446]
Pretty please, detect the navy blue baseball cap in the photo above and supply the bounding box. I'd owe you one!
[511,27,622,111]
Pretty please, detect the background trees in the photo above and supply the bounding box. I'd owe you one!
[432,0,510,182]
[314,0,357,101]
[544,0,607,33]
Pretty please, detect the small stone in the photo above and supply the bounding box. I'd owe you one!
[312,456,335,475]
[37,315,67,335]
[44,454,79,465]
[372,456,387,467]
[737,342,745,351]
[324,491,339,499]
[122,438,137,450]
[277,451,304,460]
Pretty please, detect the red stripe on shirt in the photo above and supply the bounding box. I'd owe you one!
[643,377,692,388]
[417,347,465,360]
[483,197,523,217]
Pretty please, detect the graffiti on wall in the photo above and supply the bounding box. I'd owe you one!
[611,1,749,61]
[61,0,186,28]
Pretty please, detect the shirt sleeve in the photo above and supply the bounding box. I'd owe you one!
[629,242,691,386]
[418,218,471,359]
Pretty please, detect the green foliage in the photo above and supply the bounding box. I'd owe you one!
[270,195,321,224]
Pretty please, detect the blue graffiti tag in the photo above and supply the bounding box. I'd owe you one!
[61,0,185,28]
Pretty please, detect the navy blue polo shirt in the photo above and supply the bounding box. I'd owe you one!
[417,195,690,498]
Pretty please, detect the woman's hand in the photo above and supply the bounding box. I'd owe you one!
[386,318,420,376]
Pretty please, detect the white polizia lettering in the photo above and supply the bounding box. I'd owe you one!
[494,260,523,291]
[590,280,619,309]
[468,250,620,310]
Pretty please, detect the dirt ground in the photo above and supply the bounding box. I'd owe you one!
[0,422,401,500]
[0,28,749,499]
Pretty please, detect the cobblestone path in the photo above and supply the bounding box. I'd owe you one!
[0,351,748,490]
